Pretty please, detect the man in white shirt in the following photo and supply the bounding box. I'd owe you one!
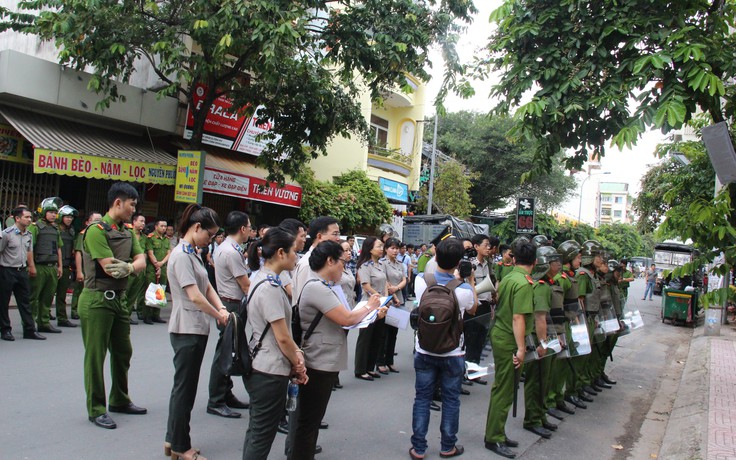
[410,238,477,459]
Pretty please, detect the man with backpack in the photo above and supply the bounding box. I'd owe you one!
[410,238,477,460]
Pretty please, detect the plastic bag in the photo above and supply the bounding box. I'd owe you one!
[144,283,167,308]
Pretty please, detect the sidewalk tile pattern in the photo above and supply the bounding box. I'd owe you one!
[708,340,736,460]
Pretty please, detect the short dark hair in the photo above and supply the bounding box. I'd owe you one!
[308,216,339,241]
[436,238,464,270]
[247,227,295,271]
[499,244,511,255]
[12,206,30,219]
[257,223,270,232]
[224,211,250,235]
[489,236,500,248]
[309,240,343,271]
[406,244,415,250]
[471,234,490,247]
[384,237,401,249]
[153,216,167,226]
[279,218,306,237]
[107,182,139,208]
[513,241,537,265]
[132,212,143,222]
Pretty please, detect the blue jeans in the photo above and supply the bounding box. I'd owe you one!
[643,281,655,300]
[411,352,465,455]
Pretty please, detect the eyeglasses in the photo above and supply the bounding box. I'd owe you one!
[200,225,217,239]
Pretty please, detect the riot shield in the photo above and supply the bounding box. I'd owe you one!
[523,334,539,362]
[568,310,591,356]
[540,312,562,354]
[618,310,644,336]
[555,331,572,359]
[600,306,621,336]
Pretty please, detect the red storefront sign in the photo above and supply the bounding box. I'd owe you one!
[203,167,302,208]
[183,84,279,156]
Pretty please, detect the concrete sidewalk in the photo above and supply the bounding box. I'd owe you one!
[660,316,736,460]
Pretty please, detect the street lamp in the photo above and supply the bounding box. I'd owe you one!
[577,171,611,224]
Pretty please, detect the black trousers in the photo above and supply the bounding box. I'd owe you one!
[0,267,36,334]
[354,317,386,375]
[377,324,399,367]
[242,371,289,460]
[166,333,208,454]
[464,301,492,364]
[208,299,242,407]
[286,368,338,460]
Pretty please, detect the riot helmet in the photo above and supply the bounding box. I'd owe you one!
[531,245,562,280]
[532,234,549,248]
[58,205,78,218]
[38,197,63,215]
[557,240,581,264]
[580,240,604,266]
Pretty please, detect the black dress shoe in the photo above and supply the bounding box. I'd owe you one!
[565,395,587,409]
[355,373,374,381]
[58,319,77,328]
[377,367,389,375]
[556,402,576,414]
[1,331,15,341]
[547,408,565,420]
[49,313,56,320]
[504,438,519,448]
[578,392,594,403]
[109,402,147,414]
[207,405,241,418]
[334,383,344,389]
[367,371,381,379]
[225,396,250,409]
[524,425,552,439]
[460,388,470,395]
[474,378,488,385]
[277,420,289,434]
[71,312,80,320]
[319,421,329,429]
[129,318,139,325]
[595,378,612,389]
[38,325,62,333]
[462,378,474,386]
[152,317,167,324]
[430,402,441,411]
[542,420,558,431]
[23,331,46,340]
[89,413,117,429]
[591,383,604,392]
[315,445,323,454]
[582,385,598,395]
[602,373,617,385]
[144,318,154,325]
[484,441,516,458]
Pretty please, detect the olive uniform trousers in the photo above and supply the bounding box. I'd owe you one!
[30,264,59,327]
[78,289,133,417]
[484,328,519,443]
[54,266,73,321]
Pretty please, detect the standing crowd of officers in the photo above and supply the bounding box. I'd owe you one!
[0,183,638,460]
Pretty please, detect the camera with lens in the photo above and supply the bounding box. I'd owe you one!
[458,247,477,279]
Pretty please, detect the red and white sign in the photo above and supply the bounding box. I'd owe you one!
[203,167,302,208]
[183,84,280,156]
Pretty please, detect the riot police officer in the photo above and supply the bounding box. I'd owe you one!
[70,211,103,320]
[576,240,606,398]
[28,197,64,334]
[126,213,147,325]
[79,183,147,429]
[55,205,78,327]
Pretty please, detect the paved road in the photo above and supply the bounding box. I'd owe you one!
[0,279,691,459]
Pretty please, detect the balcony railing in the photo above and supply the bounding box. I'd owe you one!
[368,145,413,163]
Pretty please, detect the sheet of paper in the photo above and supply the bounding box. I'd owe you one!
[466,362,492,379]
[385,306,410,330]
[342,308,379,330]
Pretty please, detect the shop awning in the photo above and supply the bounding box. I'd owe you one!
[202,150,303,208]
[0,106,176,185]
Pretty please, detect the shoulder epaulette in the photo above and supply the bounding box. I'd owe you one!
[96,222,113,232]
[538,279,546,284]
[561,272,568,279]
[147,233,154,238]
[124,223,133,229]
[3,227,14,233]
[525,275,534,284]
[80,228,86,234]
[497,261,503,266]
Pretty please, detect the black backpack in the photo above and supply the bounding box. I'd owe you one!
[417,273,463,354]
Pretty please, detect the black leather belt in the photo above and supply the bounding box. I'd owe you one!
[1,265,27,271]
[220,296,243,304]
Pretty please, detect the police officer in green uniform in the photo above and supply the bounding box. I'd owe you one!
[484,239,537,459]
[592,256,614,390]
[70,211,102,320]
[28,197,64,334]
[603,261,622,387]
[54,205,78,328]
[143,217,170,324]
[494,244,514,284]
[553,240,585,413]
[523,245,563,439]
[619,260,635,313]
[126,213,147,325]
[79,183,147,429]
[576,240,605,398]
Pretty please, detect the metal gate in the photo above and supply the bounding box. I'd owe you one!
[0,161,59,223]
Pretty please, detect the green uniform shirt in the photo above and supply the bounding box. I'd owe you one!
[533,278,554,314]
[495,266,535,336]
[577,270,594,297]
[554,270,573,296]
[494,262,515,284]
[620,270,633,294]
[28,221,63,248]
[416,253,432,273]
[145,233,170,262]
[84,214,143,260]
